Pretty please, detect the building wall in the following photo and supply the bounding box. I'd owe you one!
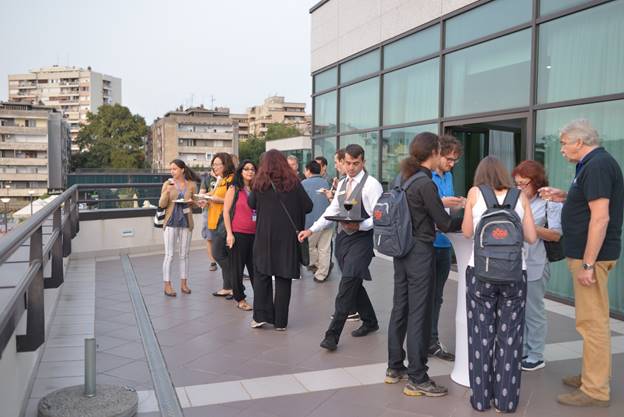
[310,0,477,72]
[310,0,624,315]
[247,96,310,138]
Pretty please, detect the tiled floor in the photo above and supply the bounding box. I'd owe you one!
[26,249,624,417]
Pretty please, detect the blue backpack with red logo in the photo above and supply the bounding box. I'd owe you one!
[474,185,524,284]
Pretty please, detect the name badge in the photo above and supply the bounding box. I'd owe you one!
[182,207,191,214]
[337,191,346,196]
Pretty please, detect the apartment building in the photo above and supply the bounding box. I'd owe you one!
[247,96,311,138]
[8,66,122,143]
[230,113,250,141]
[150,106,239,170]
[0,102,71,209]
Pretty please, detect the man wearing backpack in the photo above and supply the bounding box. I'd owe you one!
[539,119,623,408]
[298,144,383,351]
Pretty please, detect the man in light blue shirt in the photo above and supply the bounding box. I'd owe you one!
[430,135,465,361]
[302,160,332,281]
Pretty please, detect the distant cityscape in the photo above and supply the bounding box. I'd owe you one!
[0,65,312,215]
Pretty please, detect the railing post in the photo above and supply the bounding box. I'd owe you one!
[46,206,64,289]
[62,196,72,257]
[16,225,45,352]
[72,187,80,236]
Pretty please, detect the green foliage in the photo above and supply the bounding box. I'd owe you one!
[239,136,266,164]
[71,104,149,170]
[264,123,301,141]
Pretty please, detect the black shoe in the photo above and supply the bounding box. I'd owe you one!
[327,261,334,276]
[306,265,318,273]
[521,360,545,371]
[403,379,448,397]
[346,312,360,322]
[351,323,379,337]
[320,337,337,351]
[384,367,408,384]
[428,341,455,362]
[225,294,234,300]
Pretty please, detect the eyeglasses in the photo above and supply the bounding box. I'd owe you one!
[444,156,459,163]
[515,179,532,188]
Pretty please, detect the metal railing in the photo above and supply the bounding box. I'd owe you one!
[0,185,79,358]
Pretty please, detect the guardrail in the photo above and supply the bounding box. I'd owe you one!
[0,185,79,358]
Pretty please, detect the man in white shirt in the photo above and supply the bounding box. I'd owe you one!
[299,144,383,351]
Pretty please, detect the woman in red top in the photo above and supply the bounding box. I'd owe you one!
[223,160,257,311]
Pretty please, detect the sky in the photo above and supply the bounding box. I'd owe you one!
[0,0,319,123]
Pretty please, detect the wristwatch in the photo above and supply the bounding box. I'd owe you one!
[582,263,594,271]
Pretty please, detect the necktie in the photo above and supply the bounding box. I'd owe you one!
[345,177,354,200]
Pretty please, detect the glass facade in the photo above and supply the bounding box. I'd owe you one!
[383,58,439,126]
[313,136,337,176]
[311,0,624,315]
[537,0,624,104]
[340,50,380,83]
[339,77,379,132]
[381,124,438,185]
[314,67,337,93]
[383,24,439,68]
[445,0,532,48]
[535,99,624,314]
[444,29,531,116]
[313,91,337,136]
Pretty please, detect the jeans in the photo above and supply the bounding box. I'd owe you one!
[523,274,547,363]
[431,247,452,345]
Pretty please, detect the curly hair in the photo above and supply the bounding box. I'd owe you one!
[253,149,299,192]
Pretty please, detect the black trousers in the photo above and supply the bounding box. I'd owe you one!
[252,273,293,328]
[230,232,255,302]
[325,275,378,342]
[466,267,526,413]
[431,247,452,345]
[388,240,435,383]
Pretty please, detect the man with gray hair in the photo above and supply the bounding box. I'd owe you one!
[287,155,306,181]
[540,119,623,408]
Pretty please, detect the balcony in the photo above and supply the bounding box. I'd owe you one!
[0,142,48,151]
[0,126,47,136]
[0,157,47,166]
[0,173,47,181]
[1,184,623,417]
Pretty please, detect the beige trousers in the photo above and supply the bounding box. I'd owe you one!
[308,228,334,280]
[568,258,617,401]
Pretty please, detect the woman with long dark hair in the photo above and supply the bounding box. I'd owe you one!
[197,152,236,297]
[159,159,200,297]
[386,132,460,397]
[223,160,257,311]
[462,156,536,412]
[248,149,313,330]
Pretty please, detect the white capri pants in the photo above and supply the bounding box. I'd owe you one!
[162,227,192,282]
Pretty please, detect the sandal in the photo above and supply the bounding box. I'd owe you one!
[212,289,231,297]
[237,300,252,311]
[181,280,191,294]
[164,283,176,297]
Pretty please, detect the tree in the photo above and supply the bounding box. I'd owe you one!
[71,104,149,170]
[239,135,266,164]
[264,123,301,141]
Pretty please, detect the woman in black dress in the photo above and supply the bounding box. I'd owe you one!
[248,150,313,330]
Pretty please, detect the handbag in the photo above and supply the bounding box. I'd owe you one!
[543,201,565,262]
[211,188,239,262]
[154,207,165,228]
[271,182,310,266]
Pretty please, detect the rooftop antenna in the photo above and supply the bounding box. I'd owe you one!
[190,93,194,107]
[209,95,215,109]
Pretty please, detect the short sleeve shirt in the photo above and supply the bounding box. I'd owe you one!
[432,171,454,248]
[561,147,624,260]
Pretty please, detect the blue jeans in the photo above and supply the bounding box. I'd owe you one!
[430,247,452,346]
[523,274,547,363]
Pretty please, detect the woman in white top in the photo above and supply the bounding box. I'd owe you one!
[462,156,537,413]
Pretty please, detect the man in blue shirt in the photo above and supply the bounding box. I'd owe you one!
[302,160,332,282]
[429,135,465,361]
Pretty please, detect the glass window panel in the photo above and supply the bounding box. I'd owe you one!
[339,131,379,178]
[339,77,379,132]
[313,136,337,177]
[383,25,440,68]
[540,0,590,16]
[383,58,439,126]
[535,99,624,316]
[313,91,337,136]
[445,0,532,48]
[314,67,337,93]
[537,1,624,104]
[444,29,531,117]
[340,50,380,83]
[381,124,438,186]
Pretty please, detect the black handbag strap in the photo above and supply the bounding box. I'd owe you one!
[270,182,299,234]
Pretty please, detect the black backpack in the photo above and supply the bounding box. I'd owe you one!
[473,186,524,284]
